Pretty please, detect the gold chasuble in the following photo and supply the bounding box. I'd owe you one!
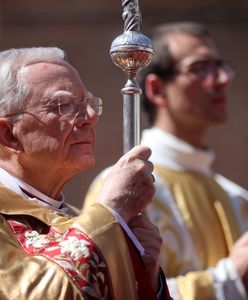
[154,165,240,299]
[0,184,162,300]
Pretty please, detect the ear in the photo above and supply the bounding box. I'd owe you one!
[0,118,23,154]
[145,74,167,107]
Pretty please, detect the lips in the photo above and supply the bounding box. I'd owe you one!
[75,139,93,144]
[72,141,95,155]
[73,140,94,149]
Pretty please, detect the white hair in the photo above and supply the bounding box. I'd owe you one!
[0,47,66,116]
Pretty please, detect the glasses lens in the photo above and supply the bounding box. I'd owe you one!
[222,63,236,79]
[57,96,76,115]
[189,61,215,79]
[178,59,235,81]
[57,95,103,117]
[84,97,103,116]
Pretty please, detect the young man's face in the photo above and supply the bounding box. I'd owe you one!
[164,33,233,129]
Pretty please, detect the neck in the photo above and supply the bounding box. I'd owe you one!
[0,160,70,200]
[154,120,208,149]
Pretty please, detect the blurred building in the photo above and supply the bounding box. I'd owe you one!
[1,0,248,208]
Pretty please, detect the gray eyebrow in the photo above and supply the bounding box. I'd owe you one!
[50,90,73,98]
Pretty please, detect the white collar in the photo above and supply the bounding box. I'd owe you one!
[0,167,69,214]
[141,127,215,175]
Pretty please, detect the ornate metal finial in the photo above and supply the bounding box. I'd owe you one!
[110,1,153,95]
[122,0,141,32]
[110,1,154,152]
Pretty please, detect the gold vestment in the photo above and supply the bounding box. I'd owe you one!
[0,184,139,300]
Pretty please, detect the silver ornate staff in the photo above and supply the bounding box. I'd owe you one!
[110,0,154,153]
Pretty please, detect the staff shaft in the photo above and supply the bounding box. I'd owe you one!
[123,93,140,153]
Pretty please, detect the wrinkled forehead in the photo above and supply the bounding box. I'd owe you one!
[167,33,220,64]
[19,61,91,101]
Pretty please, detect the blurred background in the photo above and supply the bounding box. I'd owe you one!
[1,0,248,208]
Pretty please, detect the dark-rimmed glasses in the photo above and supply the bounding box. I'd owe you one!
[175,59,235,81]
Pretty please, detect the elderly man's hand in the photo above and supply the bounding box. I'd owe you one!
[97,145,155,223]
[129,214,162,292]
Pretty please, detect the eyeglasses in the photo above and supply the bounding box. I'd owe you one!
[175,59,235,81]
[5,95,103,119]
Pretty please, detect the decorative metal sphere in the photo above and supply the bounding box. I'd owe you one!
[110,31,153,73]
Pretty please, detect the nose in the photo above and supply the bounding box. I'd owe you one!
[74,104,99,127]
[209,67,233,90]
[219,66,234,83]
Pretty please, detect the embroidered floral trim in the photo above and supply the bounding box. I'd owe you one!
[8,219,112,300]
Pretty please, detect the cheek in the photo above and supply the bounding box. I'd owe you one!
[19,115,69,155]
[22,131,61,154]
[178,83,208,111]
[167,81,193,110]
[168,89,191,113]
[42,116,74,153]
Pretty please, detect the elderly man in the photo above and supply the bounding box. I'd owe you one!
[0,47,170,300]
[85,22,248,299]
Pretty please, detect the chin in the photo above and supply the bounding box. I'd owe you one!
[212,115,228,125]
[74,154,95,171]
[208,110,228,124]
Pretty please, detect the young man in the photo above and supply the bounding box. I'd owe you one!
[85,22,248,299]
[0,47,170,300]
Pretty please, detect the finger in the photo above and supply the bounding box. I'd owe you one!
[131,229,161,244]
[150,173,155,182]
[129,158,154,174]
[144,160,154,173]
[124,145,152,161]
[129,214,156,229]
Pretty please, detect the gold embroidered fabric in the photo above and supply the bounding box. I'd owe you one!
[0,184,138,300]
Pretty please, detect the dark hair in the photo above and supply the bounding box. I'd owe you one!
[139,22,211,126]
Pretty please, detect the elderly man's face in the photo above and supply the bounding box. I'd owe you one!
[13,61,98,179]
